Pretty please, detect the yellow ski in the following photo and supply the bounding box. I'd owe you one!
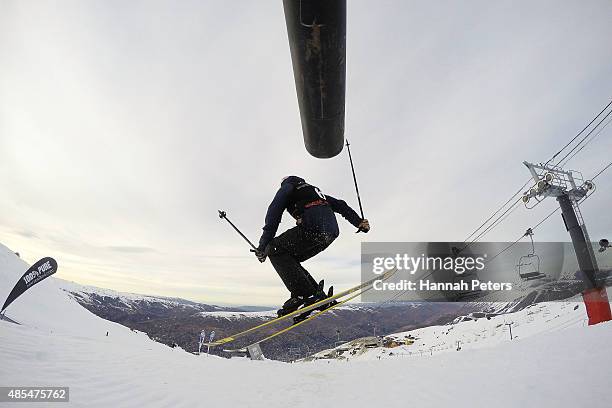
[205,268,397,347]
[246,281,378,347]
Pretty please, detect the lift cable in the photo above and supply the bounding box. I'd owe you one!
[485,159,612,263]
[558,114,612,167]
[545,98,612,166]
[462,98,612,246]
[555,107,612,166]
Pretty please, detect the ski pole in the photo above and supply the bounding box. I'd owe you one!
[345,139,366,232]
[218,210,257,250]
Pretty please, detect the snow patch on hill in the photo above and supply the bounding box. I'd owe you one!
[59,279,227,311]
[310,295,596,361]
[199,310,278,319]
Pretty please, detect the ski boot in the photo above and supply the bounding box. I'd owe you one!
[292,281,337,324]
[277,295,306,317]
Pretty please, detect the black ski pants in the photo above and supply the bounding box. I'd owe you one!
[266,226,336,297]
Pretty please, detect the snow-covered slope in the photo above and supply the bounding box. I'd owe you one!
[1,242,611,408]
[59,279,276,315]
[0,244,126,335]
[385,298,590,355]
[312,296,593,361]
[60,280,226,310]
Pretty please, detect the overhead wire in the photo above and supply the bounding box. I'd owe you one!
[546,98,612,166]
[461,98,612,250]
[558,114,612,167]
[555,107,612,166]
[485,158,612,263]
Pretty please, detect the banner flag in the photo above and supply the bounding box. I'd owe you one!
[1,257,58,313]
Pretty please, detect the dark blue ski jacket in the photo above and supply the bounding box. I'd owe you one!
[258,176,362,251]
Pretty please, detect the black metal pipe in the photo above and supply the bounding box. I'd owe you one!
[283,0,346,158]
[557,194,599,289]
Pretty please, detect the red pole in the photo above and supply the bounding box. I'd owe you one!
[582,287,612,325]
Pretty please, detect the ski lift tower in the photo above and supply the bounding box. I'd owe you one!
[522,161,611,325]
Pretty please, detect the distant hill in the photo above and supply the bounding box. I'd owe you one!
[59,280,467,361]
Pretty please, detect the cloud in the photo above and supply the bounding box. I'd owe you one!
[14,230,39,239]
[104,246,159,254]
[0,0,611,305]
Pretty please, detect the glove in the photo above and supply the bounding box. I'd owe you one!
[357,219,370,233]
[250,248,267,263]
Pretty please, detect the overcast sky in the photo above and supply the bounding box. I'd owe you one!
[1,1,611,306]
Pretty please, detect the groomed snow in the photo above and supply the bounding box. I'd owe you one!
[348,298,592,361]
[1,243,611,408]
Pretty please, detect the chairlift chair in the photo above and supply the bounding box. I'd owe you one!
[517,228,546,281]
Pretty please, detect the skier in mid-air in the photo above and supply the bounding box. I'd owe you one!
[253,176,370,318]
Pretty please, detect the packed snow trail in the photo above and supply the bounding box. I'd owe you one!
[321,297,595,361]
[2,318,611,408]
[1,243,611,407]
